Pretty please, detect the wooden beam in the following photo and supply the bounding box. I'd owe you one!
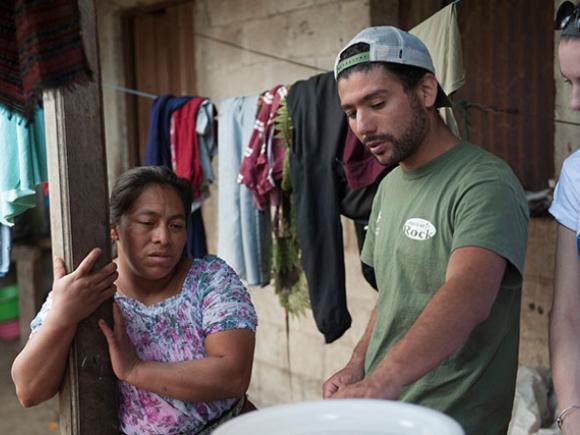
[43,0,118,433]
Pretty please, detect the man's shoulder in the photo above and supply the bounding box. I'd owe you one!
[455,143,519,183]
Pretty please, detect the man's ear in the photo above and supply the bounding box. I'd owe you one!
[417,73,438,109]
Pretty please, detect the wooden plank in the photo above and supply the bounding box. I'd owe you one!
[43,0,117,433]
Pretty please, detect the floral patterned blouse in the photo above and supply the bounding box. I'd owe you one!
[31,256,258,435]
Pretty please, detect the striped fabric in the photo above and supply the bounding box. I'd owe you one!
[0,0,92,119]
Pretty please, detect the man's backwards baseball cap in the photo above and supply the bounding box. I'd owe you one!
[334,26,452,108]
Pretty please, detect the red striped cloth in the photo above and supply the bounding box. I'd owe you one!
[0,0,92,119]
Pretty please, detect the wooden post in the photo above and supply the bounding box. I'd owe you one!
[43,0,118,433]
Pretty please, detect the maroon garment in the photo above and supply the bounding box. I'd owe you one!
[0,0,92,119]
[171,98,205,198]
[238,85,287,210]
[342,127,391,189]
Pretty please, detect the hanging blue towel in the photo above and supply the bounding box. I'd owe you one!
[0,107,47,226]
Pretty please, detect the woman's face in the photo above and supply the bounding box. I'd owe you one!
[559,38,580,111]
[112,183,187,281]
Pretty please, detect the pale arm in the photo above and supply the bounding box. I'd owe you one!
[11,249,117,407]
[332,246,506,399]
[322,307,376,398]
[100,303,255,402]
[551,224,580,434]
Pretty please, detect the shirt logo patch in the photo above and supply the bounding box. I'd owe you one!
[403,218,437,241]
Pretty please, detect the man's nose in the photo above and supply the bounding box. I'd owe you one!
[355,110,376,138]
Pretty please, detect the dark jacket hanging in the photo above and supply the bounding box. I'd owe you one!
[287,72,386,343]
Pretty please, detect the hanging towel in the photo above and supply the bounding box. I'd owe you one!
[0,0,92,119]
[217,97,271,287]
[0,224,10,278]
[170,97,205,197]
[238,85,288,210]
[0,107,47,226]
[410,2,465,135]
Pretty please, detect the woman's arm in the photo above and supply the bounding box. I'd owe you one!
[11,248,117,407]
[551,224,580,433]
[100,302,255,402]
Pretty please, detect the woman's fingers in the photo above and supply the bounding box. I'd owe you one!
[74,248,102,276]
[98,319,117,351]
[92,270,118,293]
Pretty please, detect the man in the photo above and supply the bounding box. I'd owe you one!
[322,26,529,434]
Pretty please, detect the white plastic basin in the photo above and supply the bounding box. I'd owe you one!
[213,399,465,435]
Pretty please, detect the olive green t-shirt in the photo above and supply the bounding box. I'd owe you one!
[361,142,529,435]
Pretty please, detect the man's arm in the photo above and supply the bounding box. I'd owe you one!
[332,246,506,399]
[551,224,580,434]
[322,307,377,398]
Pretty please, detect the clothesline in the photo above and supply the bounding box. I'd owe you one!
[106,84,580,129]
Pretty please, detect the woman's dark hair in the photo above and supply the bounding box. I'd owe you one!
[110,166,192,224]
[337,42,429,92]
[557,1,580,41]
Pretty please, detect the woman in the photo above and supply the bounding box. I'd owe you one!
[11,166,257,434]
[551,2,580,433]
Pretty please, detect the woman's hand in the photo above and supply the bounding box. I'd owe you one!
[99,301,141,383]
[45,248,118,329]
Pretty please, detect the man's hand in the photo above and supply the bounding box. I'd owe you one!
[329,373,402,400]
[322,362,364,399]
[99,301,141,383]
[46,248,117,329]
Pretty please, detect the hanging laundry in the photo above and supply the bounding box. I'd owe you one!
[0,225,10,278]
[287,71,382,343]
[0,108,47,226]
[145,95,190,167]
[271,95,309,315]
[238,85,288,210]
[410,2,465,135]
[145,95,207,259]
[217,97,271,287]
[194,99,217,211]
[169,97,205,197]
[0,0,92,119]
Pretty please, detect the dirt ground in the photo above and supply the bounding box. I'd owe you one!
[0,339,59,435]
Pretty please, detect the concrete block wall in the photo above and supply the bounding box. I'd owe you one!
[519,218,556,368]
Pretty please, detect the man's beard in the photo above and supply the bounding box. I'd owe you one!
[364,94,428,167]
